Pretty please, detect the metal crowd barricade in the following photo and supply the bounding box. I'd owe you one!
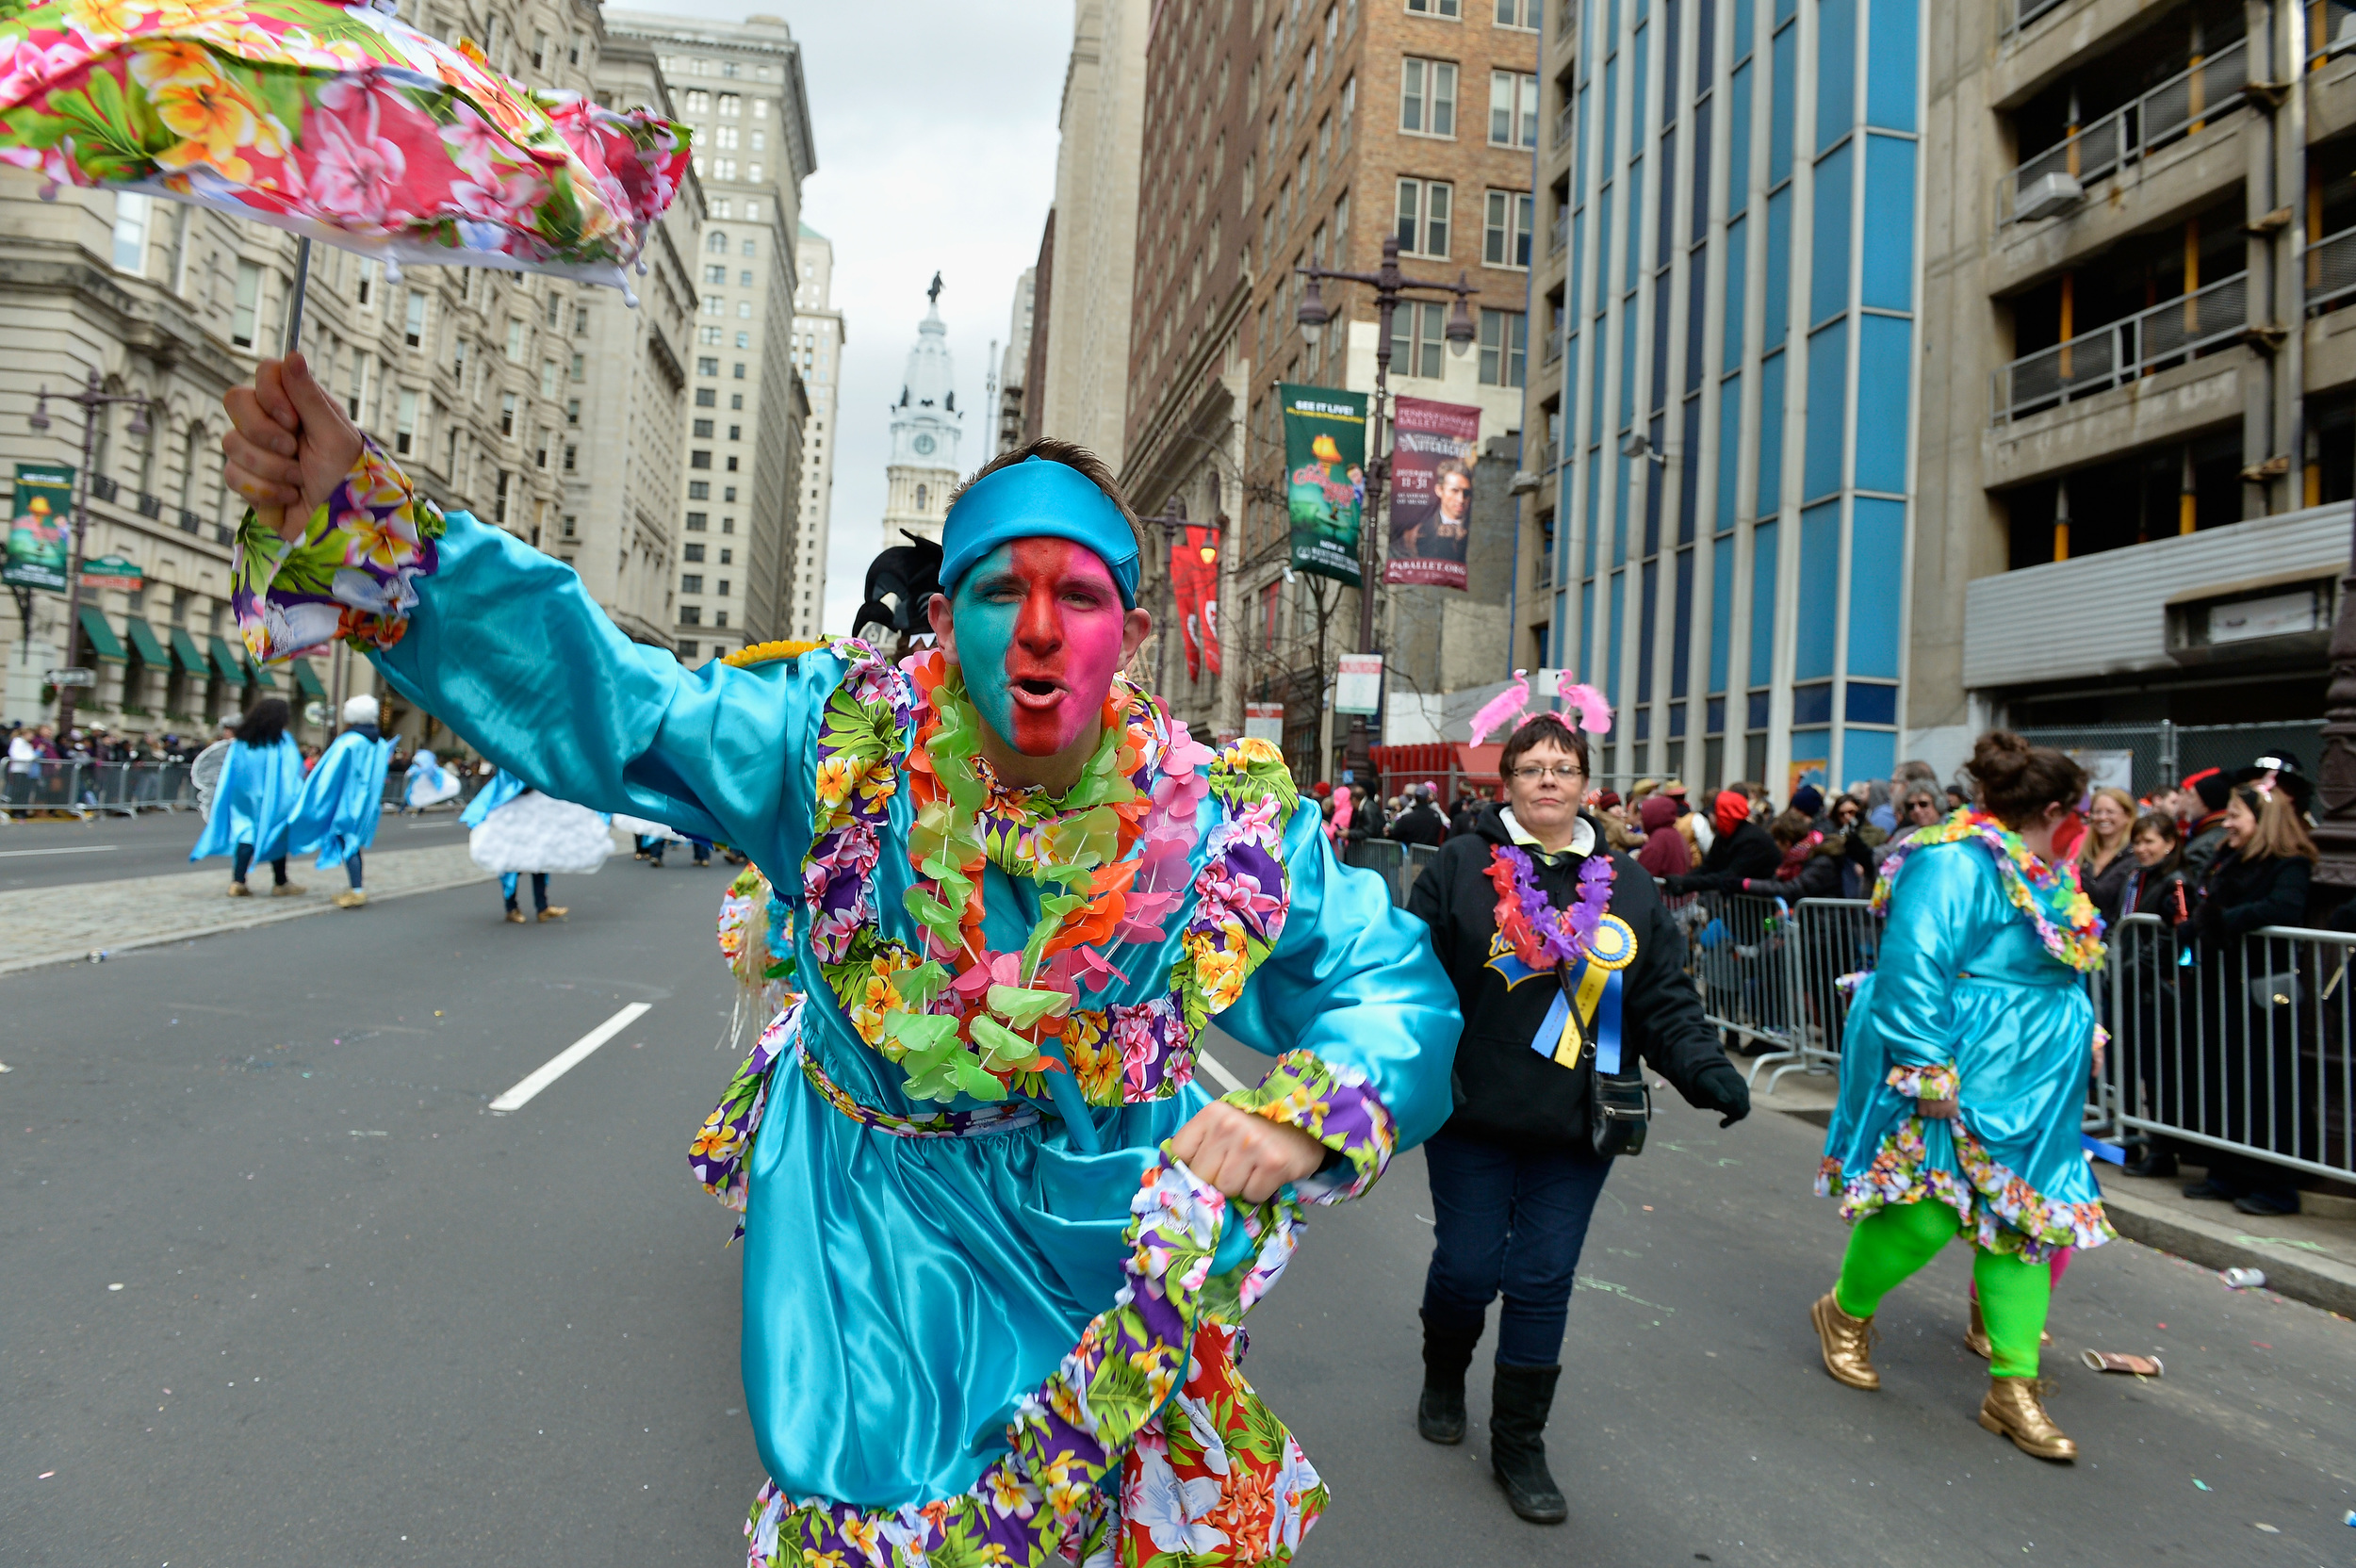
[2,760,91,819]
[1777,898,1881,1092]
[1343,838,1443,908]
[2104,912,2354,1186]
[1686,891,1806,1079]
[3,760,200,818]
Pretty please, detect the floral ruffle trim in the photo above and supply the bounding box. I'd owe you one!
[1817,1115,2116,1264]
[744,1161,1324,1568]
[1873,809,2105,972]
[1220,1049,1399,1205]
[1885,1062,1958,1102]
[233,437,447,664]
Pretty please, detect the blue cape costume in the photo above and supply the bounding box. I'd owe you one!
[188,735,303,864]
[286,727,393,869]
[459,767,527,826]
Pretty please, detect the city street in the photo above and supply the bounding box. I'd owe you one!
[4,862,2351,1566]
[0,808,471,892]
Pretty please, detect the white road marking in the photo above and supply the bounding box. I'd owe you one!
[0,844,118,858]
[488,1002,651,1113]
[1194,1049,1248,1095]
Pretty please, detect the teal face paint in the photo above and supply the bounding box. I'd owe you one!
[949,540,1127,758]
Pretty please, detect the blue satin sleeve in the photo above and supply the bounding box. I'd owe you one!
[1861,844,1982,1070]
[1214,799,1463,1152]
[367,510,827,874]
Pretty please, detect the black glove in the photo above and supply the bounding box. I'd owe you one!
[1689,1059,1751,1127]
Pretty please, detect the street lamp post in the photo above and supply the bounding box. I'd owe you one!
[28,372,155,742]
[1294,233,1477,780]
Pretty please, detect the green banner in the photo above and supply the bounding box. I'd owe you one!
[1281,383,1367,586]
[6,462,74,592]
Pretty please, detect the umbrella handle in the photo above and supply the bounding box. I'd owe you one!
[282,237,312,358]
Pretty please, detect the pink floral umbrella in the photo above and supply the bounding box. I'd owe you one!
[0,0,691,349]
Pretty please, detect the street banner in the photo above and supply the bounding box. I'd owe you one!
[1281,383,1366,585]
[1383,396,1481,590]
[6,462,74,591]
[1170,522,1222,683]
[80,554,143,590]
[1244,702,1284,743]
[1334,652,1383,715]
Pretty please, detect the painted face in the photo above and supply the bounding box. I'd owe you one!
[950,538,1129,757]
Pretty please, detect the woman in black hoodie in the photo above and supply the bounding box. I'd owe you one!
[1404,712,1751,1526]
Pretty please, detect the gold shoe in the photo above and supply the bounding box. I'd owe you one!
[1810,1291,1881,1390]
[537,906,567,922]
[227,882,252,897]
[505,908,527,923]
[1979,1377,2078,1462]
[332,890,367,908]
[270,882,305,897]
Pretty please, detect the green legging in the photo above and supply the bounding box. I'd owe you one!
[1832,1200,2052,1378]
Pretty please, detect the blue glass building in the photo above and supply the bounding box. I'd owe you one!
[1543,0,1920,792]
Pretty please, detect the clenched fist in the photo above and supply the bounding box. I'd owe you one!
[221,352,365,541]
[1168,1100,1328,1201]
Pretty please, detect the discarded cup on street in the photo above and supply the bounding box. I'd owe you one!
[2222,1267,2266,1290]
[87,948,106,962]
[2079,1349,2163,1377]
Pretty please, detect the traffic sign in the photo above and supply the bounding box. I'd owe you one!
[43,666,94,687]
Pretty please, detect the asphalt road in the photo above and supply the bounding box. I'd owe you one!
[6,861,2352,1566]
[0,808,471,890]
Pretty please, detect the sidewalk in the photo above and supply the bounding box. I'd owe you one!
[0,842,494,975]
[1747,1059,2356,1318]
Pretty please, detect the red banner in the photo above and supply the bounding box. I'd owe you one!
[1383,396,1481,590]
[1170,522,1222,682]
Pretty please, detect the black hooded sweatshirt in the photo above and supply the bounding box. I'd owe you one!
[1406,803,1739,1151]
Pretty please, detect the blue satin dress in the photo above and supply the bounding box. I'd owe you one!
[286,728,393,869]
[188,735,303,864]
[1820,840,2112,1259]
[357,511,1464,1511]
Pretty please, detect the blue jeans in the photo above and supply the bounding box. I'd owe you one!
[1421,1132,1614,1368]
[500,872,548,911]
[231,843,286,886]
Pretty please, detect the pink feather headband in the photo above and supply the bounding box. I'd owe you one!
[1468,670,1614,744]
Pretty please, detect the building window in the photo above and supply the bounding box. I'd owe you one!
[569,352,585,382]
[112,191,147,271]
[505,318,526,360]
[697,356,719,376]
[562,513,576,538]
[719,91,741,116]
[691,450,712,469]
[1396,178,1452,257]
[915,482,929,511]
[573,305,591,336]
[1400,58,1456,137]
[494,470,511,524]
[716,580,730,597]
[735,332,750,349]
[1478,308,1527,387]
[402,287,426,348]
[1489,71,1538,148]
[680,604,702,626]
[232,260,262,347]
[689,481,711,499]
[686,511,708,531]
[685,89,709,113]
[694,418,714,437]
[714,610,729,627]
[707,230,728,254]
[356,258,376,307]
[737,301,752,318]
[725,455,738,471]
[1337,74,1355,152]
[565,398,580,426]
[1390,301,1448,378]
[716,126,739,151]
[705,264,728,285]
[395,388,419,455]
[700,326,723,346]
[540,358,559,399]
[695,387,716,407]
[680,640,699,659]
[684,542,706,563]
[703,294,723,316]
[714,158,737,181]
[1483,189,1533,268]
[563,444,578,471]
[1406,0,1461,12]
[681,573,704,593]
[499,392,517,435]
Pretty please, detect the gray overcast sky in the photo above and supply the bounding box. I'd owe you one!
[614,0,1072,636]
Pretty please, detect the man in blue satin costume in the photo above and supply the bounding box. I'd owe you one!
[286,693,394,908]
[221,356,1461,1566]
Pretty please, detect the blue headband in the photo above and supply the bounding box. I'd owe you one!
[938,457,1140,609]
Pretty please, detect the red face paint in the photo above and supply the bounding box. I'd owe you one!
[952,539,1128,757]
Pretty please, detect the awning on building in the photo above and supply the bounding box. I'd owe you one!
[246,658,277,690]
[206,636,248,685]
[76,605,127,664]
[123,616,170,665]
[289,659,325,699]
[169,626,208,676]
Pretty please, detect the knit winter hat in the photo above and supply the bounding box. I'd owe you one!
[1713,789,1749,836]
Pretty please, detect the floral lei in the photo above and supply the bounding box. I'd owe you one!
[1873,808,2105,972]
[800,643,1300,1105]
[1486,842,1614,969]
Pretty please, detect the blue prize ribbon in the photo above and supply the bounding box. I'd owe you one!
[1593,970,1625,1075]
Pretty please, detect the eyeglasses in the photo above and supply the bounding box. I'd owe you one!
[1510,764,1588,781]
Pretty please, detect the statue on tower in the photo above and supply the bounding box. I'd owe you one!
[926,270,943,306]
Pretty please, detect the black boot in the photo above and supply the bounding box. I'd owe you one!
[1416,1311,1481,1444]
[1489,1364,1567,1524]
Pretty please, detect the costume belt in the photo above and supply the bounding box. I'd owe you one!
[797,1047,1043,1139]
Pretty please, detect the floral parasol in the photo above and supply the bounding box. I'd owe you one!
[0,0,691,296]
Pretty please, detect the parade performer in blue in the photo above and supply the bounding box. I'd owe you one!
[188,694,305,898]
[1811,730,2111,1462]
[462,765,611,923]
[286,693,394,908]
[219,353,1461,1566]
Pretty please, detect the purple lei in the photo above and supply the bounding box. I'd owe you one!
[1496,842,1615,965]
